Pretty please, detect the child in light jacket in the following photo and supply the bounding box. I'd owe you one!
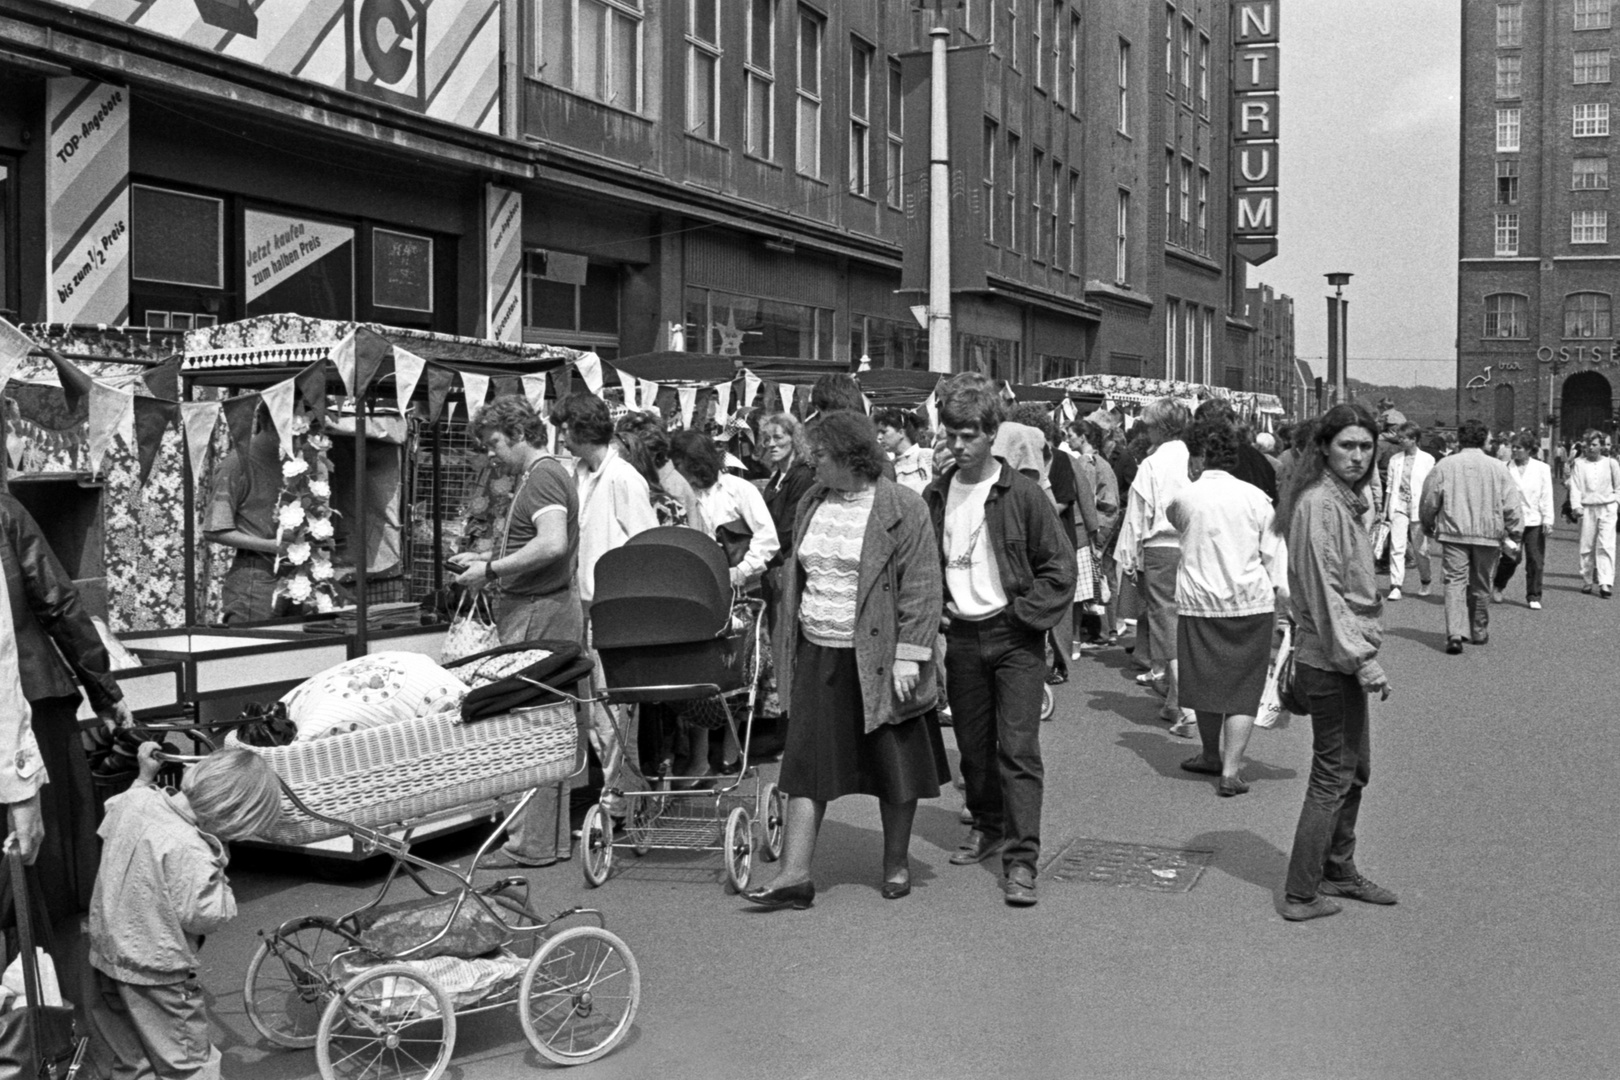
[86,745,282,1080]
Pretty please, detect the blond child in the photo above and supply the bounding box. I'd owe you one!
[86,745,281,1080]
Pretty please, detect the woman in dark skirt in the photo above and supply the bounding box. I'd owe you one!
[1165,412,1286,797]
[742,412,946,909]
[0,491,131,1000]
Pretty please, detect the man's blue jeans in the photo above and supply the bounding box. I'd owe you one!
[945,612,1046,875]
[1284,663,1372,903]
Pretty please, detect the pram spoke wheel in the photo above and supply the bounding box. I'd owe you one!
[1040,684,1055,721]
[315,964,456,1080]
[245,916,348,1049]
[520,926,641,1066]
[759,782,786,863]
[580,803,613,887]
[723,807,753,892]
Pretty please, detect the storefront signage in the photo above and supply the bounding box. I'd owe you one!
[1231,1,1279,265]
[484,185,522,343]
[43,0,503,135]
[246,211,354,301]
[897,46,989,295]
[45,78,130,324]
[1538,344,1620,366]
[373,229,434,313]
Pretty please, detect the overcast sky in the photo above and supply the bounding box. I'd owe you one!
[1254,0,1460,388]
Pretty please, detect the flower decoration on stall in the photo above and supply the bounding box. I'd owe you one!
[274,410,342,614]
[457,456,516,556]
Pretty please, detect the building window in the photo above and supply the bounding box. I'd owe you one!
[851,313,927,369]
[745,0,774,157]
[1497,107,1521,150]
[1164,149,1174,241]
[1576,0,1612,30]
[1116,188,1130,283]
[1179,18,1193,102]
[684,286,832,359]
[965,0,985,38]
[1484,293,1528,337]
[1070,14,1082,112]
[1575,103,1610,136]
[886,59,903,208]
[1069,169,1080,272]
[1575,49,1611,84]
[1007,131,1021,251]
[524,256,621,350]
[1572,208,1609,243]
[1164,5,1174,81]
[131,185,224,288]
[1202,306,1213,385]
[1574,156,1610,188]
[1196,166,1209,254]
[1032,0,1044,87]
[1049,159,1062,269]
[536,0,645,112]
[1497,2,1522,46]
[1009,0,1020,71]
[1497,55,1522,98]
[1198,33,1209,115]
[372,229,434,313]
[1497,159,1520,203]
[686,0,721,139]
[1565,292,1612,336]
[1118,39,1131,133]
[849,39,872,196]
[796,8,823,176]
[1495,211,1520,256]
[983,118,998,244]
[1165,297,1179,379]
[1185,301,1197,382]
[1050,1,1064,103]
[1032,148,1045,261]
[1178,157,1192,247]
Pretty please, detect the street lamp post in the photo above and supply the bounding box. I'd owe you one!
[1325,272,1352,405]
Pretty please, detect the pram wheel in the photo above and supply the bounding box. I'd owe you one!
[520,926,641,1066]
[245,916,347,1049]
[723,806,753,892]
[759,782,786,863]
[315,963,456,1080]
[1040,684,1055,721]
[580,803,613,887]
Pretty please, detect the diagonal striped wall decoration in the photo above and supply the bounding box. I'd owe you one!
[484,184,522,343]
[46,78,131,325]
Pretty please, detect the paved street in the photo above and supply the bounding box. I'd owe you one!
[212,523,1615,1080]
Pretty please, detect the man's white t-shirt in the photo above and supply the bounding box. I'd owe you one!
[943,464,1008,620]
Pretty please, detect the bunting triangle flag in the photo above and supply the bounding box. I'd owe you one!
[262,376,299,458]
[779,382,796,416]
[0,317,32,390]
[426,365,455,423]
[714,382,733,425]
[639,379,661,412]
[616,367,637,407]
[923,390,938,433]
[444,398,458,425]
[393,346,427,418]
[521,372,548,414]
[87,381,136,476]
[353,328,389,398]
[329,330,358,397]
[461,371,491,418]
[180,401,222,482]
[493,375,522,399]
[742,370,762,412]
[141,358,181,401]
[46,347,96,418]
[222,394,260,453]
[294,361,328,425]
[133,397,178,485]
[861,394,872,415]
[677,385,698,430]
[576,352,604,395]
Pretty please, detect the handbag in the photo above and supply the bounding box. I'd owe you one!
[0,854,83,1080]
[713,519,753,569]
[441,590,501,664]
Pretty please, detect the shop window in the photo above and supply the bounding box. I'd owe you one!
[0,157,16,319]
[1565,292,1612,337]
[244,208,355,320]
[372,229,434,314]
[524,253,620,354]
[536,0,644,112]
[683,286,832,359]
[957,331,1021,381]
[132,185,224,288]
[851,314,926,370]
[1484,293,1528,338]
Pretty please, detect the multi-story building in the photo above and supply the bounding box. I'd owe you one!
[0,0,1271,381]
[1236,281,1293,401]
[1461,0,1620,438]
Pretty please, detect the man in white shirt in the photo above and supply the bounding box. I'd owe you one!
[558,392,660,809]
[1383,422,1435,601]
[1492,435,1554,608]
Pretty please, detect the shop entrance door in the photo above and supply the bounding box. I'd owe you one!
[1561,370,1614,439]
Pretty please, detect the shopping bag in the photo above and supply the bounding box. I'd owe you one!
[1369,520,1391,563]
[1255,621,1295,730]
[0,853,83,1080]
[440,591,501,664]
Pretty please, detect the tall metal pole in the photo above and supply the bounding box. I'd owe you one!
[927,25,952,373]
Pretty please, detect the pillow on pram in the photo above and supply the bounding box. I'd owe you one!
[281,652,469,741]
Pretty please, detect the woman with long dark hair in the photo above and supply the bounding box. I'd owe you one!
[1275,403,1398,921]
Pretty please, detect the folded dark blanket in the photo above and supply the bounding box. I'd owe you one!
[449,640,594,723]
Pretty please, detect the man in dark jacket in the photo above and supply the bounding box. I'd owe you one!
[924,374,1076,907]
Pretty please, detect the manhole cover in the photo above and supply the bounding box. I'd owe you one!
[1042,838,1213,893]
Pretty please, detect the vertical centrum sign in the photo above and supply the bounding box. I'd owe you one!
[46,78,131,324]
[485,184,522,343]
[1231,0,1279,265]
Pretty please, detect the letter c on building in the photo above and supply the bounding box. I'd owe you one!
[360,0,415,86]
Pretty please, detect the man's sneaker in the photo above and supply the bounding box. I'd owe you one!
[1280,896,1342,922]
[1418,583,1432,597]
[1603,586,1614,599]
[1319,872,1398,906]
[1529,600,1543,610]
[1387,587,1402,601]
[1490,588,1503,603]
[1446,638,1464,655]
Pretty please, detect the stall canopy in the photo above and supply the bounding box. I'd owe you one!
[1039,373,1284,418]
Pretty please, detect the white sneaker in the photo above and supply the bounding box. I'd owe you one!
[1387,587,1402,601]
[1529,600,1542,610]
[1418,583,1432,597]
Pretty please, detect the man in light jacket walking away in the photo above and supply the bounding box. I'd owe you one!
[1493,434,1555,609]
[1383,421,1435,601]
[1419,419,1523,654]
[1566,429,1620,597]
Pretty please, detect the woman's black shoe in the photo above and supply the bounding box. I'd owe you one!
[741,880,816,910]
[880,880,912,900]
[1045,669,1068,685]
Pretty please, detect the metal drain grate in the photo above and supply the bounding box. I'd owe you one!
[1042,838,1214,893]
